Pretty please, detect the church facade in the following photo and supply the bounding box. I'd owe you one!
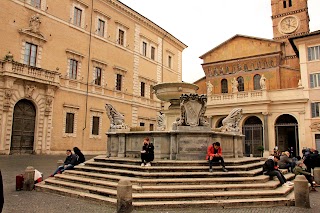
[196,0,318,157]
[0,0,186,154]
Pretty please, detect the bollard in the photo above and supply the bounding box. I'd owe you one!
[57,160,64,167]
[294,175,310,208]
[117,179,133,213]
[314,167,320,185]
[23,166,35,191]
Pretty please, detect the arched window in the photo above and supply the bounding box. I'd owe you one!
[221,79,228,93]
[237,76,244,92]
[254,74,261,90]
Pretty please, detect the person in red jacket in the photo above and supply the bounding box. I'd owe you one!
[206,142,228,172]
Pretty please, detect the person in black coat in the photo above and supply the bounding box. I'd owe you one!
[0,170,4,212]
[50,149,78,176]
[73,147,85,164]
[140,137,154,167]
[263,156,293,187]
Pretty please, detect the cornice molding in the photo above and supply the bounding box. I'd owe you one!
[271,8,308,19]
[274,31,310,40]
[99,0,187,49]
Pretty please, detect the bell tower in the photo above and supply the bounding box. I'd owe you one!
[271,0,310,62]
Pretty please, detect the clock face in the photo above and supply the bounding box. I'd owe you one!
[279,16,299,34]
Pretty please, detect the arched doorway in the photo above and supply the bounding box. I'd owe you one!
[275,114,299,157]
[243,116,263,157]
[216,117,226,128]
[10,100,36,154]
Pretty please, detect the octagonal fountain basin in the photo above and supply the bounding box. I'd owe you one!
[153,82,199,102]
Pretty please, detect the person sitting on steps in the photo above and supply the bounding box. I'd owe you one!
[140,137,154,167]
[206,142,228,172]
[263,155,293,187]
[73,147,85,165]
[293,160,318,192]
[50,149,78,177]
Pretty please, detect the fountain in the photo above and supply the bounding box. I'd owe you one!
[106,82,244,160]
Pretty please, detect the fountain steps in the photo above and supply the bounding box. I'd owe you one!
[36,155,295,209]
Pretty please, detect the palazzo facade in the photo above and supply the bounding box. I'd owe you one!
[0,0,186,154]
[196,0,320,157]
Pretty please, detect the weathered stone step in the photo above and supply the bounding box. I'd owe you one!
[52,173,292,193]
[74,165,263,178]
[35,182,116,204]
[63,169,269,185]
[84,160,264,172]
[93,156,262,166]
[132,186,293,201]
[36,181,294,209]
[133,193,294,209]
[66,169,269,185]
[40,177,293,202]
[43,178,118,198]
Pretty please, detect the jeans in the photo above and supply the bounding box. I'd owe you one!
[279,162,295,172]
[141,153,154,164]
[265,170,286,185]
[209,156,226,169]
[53,164,74,175]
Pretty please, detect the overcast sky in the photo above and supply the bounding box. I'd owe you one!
[119,0,320,83]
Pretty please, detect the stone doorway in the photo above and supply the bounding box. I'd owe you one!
[243,116,263,157]
[275,114,299,157]
[10,99,36,154]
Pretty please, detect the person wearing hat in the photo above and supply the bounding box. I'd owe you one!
[206,142,228,172]
[293,160,317,191]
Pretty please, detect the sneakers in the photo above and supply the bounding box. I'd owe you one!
[141,163,145,167]
[145,162,151,167]
[209,169,213,173]
[287,181,294,185]
[311,187,318,192]
[222,167,228,172]
[284,181,294,187]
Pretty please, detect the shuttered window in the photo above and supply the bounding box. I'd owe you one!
[92,116,100,135]
[65,113,75,133]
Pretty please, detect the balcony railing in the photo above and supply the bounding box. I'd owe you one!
[0,60,60,87]
[208,88,307,106]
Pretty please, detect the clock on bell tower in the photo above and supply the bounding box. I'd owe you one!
[271,0,310,59]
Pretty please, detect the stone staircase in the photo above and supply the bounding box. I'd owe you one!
[36,155,295,210]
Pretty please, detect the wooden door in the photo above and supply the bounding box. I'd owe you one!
[10,100,36,154]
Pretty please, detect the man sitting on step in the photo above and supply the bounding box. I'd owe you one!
[263,155,293,187]
[206,142,228,172]
[140,137,154,167]
[50,149,78,177]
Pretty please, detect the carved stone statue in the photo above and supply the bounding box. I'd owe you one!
[310,122,320,131]
[260,74,266,90]
[28,14,41,34]
[231,78,238,93]
[215,108,243,134]
[25,84,36,98]
[206,81,213,95]
[156,112,166,131]
[105,104,128,129]
[177,94,209,127]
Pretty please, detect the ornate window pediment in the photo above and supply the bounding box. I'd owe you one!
[19,14,46,42]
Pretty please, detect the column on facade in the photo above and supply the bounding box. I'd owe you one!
[262,112,270,157]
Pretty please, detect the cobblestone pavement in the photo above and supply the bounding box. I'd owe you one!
[1,155,319,213]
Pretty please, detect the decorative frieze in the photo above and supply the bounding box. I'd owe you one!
[3,89,12,111]
[204,55,279,77]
